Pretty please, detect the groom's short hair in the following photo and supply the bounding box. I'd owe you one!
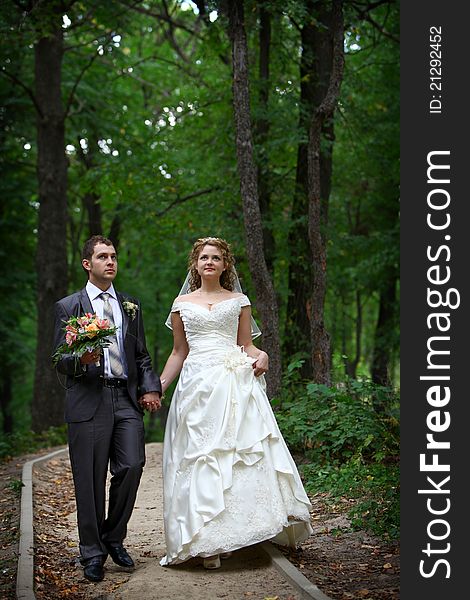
[82,235,115,262]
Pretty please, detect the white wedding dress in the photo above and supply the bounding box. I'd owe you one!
[160,295,313,566]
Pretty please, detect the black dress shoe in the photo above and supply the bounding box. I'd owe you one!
[106,544,135,569]
[83,558,104,582]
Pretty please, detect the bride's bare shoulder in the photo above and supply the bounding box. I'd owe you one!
[175,292,198,302]
[175,291,245,302]
[221,292,245,300]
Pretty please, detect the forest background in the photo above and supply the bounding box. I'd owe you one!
[0,0,399,538]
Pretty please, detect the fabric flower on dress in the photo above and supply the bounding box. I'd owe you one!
[223,347,255,371]
[122,300,138,320]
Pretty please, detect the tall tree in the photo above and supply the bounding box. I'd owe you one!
[31,4,69,430]
[326,1,399,384]
[1,3,39,433]
[254,3,275,273]
[371,267,397,386]
[307,0,344,385]
[227,0,282,397]
[0,0,399,433]
[284,0,337,378]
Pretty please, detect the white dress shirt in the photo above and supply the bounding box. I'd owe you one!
[86,281,128,379]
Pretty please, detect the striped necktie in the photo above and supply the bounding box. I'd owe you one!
[100,292,123,378]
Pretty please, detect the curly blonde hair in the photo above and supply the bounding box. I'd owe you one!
[188,237,236,291]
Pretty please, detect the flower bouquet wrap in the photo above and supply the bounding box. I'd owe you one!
[53,313,117,367]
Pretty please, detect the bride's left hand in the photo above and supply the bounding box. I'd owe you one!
[252,351,268,376]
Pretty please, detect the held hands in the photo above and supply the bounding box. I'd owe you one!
[252,351,269,377]
[139,392,161,412]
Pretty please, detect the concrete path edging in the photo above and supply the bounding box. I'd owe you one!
[16,447,68,600]
[17,444,333,600]
[261,542,333,600]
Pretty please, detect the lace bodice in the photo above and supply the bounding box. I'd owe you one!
[171,294,251,351]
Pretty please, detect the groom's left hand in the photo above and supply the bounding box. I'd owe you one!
[139,391,161,412]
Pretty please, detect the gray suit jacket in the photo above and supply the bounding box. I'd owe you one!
[53,288,161,423]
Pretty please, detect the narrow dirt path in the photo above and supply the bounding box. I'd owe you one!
[2,442,399,599]
[33,443,304,599]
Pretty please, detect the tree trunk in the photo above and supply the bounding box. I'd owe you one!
[255,5,275,273]
[345,290,362,379]
[227,0,282,398]
[307,0,344,385]
[284,0,335,377]
[371,271,397,387]
[109,209,122,251]
[31,25,68,432]
[0,369,13,434]
[77,131,103,236]
[83,192,102,236]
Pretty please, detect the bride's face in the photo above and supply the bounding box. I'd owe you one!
[196,244,225,281]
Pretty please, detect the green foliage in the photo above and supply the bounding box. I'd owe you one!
[0,426,68,461]
[1,1,399,434]
[144,416,165,444]
[0,25,37,433]
[1,1,400,541]
[276,363,399,538]
[276,376,399,462]
[327,3,400,379]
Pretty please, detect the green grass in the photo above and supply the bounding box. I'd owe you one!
[7,478,24,497]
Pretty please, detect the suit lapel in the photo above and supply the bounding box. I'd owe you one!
[116,291,129,341]
[79,288,94,315]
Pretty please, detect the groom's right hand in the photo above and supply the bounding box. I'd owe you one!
[80,350,100,365]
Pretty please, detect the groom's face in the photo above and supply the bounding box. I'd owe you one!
[83,242,118,289]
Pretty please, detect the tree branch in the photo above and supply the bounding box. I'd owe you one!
[64,29,118,118]
[350,0,399,43]
[155,187,221,217]
[361,12,399,43]
[97,55,165,91]
[351,0,392,11]
[104,54,210,89]
[64,45,103,118]
[0,68,42,117]
[117,0,201,39]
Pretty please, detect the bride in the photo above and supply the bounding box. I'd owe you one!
[159,237,312,569]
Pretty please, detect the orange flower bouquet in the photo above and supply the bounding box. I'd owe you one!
[53,313,117,366]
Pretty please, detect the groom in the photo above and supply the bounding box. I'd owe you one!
[53,235,161,582]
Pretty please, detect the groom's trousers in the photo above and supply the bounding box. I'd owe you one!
[67,385,145,561]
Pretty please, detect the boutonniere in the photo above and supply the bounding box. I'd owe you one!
[122,300,139,320]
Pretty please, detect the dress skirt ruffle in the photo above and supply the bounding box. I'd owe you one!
[160,345,313,566]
